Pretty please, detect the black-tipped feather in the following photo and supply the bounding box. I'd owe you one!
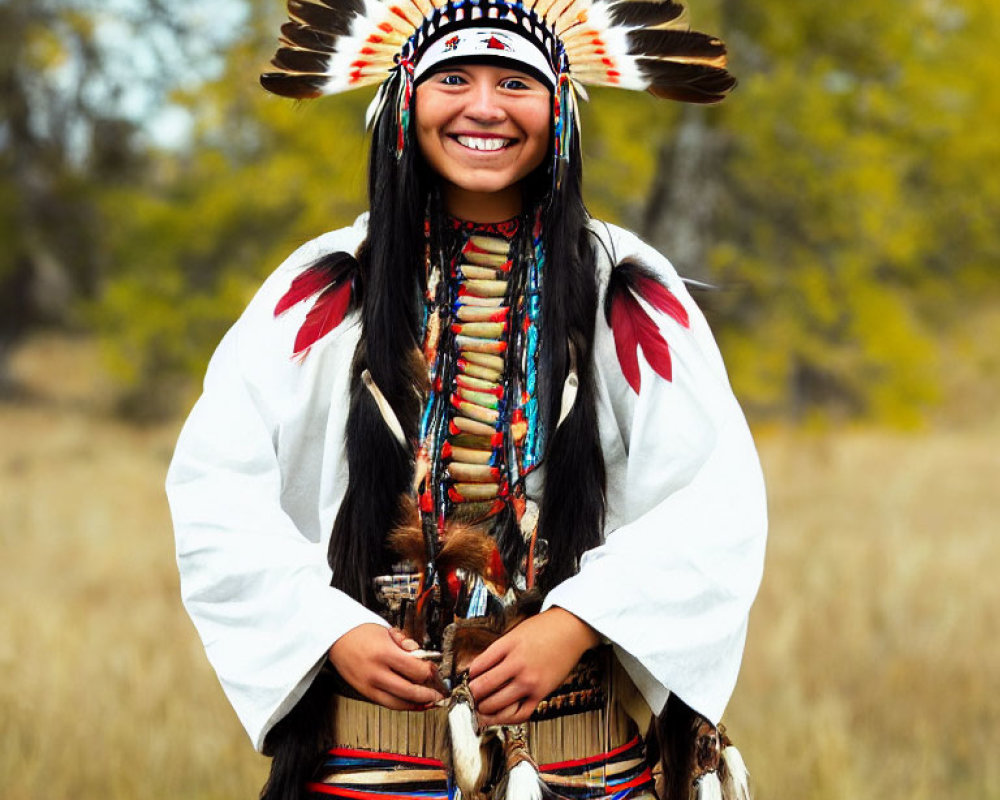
[607,0,685,29]
[313,0,365,15]
[288,0,358,36]
[637,58,736,102]
[626,29,728,65]
[272,47,331,74]
[648,84,729,103]
[314,0,365,16]
[260,72,328,99]
[281,20,338,52]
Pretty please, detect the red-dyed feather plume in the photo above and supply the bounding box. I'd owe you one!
[605,259,690,392]
[274,251,359,359]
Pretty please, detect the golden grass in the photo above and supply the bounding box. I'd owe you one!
[1,336,997,799]
[1,337,269,799]
[727,424,1000,800]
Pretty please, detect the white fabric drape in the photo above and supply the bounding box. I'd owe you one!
[167,216,767,751]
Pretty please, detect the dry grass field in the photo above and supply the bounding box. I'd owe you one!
[1,335,997,800]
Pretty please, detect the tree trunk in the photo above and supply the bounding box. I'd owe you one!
[640,105,725,282]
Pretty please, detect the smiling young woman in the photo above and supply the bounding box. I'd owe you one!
[168,2,765,799]
[414,65,552,221]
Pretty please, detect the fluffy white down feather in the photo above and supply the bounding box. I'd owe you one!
[721,745,752,800]
[447,701,483,796]
[505,760,546,800]
[696,772,724,800]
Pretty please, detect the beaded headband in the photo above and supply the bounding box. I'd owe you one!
[413,26,559,87]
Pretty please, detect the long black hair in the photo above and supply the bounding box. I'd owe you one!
[327,70,606,601]
[261,67,607,799]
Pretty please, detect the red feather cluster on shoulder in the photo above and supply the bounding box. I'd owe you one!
[274,251,359,359]
[604,259,690,392]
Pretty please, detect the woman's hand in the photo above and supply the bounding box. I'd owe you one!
[328,623,445,710]
[467,607,600,727]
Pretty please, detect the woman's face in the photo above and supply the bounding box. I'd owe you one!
[415,63,551,219]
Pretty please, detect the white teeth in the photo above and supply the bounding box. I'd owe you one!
[455,136,510,151]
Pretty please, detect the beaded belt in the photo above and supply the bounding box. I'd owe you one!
[306,737,656,799]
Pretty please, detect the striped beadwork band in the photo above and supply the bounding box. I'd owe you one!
[307,736,657,799]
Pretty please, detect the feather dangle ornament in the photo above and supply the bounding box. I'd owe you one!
[395,58,415,159]
[719,728,752,800]
[273,250,359,359]
[552,67,579,195]
[604,259,690,392]
[498,725,556,800]
[446,684,495,799]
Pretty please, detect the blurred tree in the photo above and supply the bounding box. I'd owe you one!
[636,0,1000,423]
[86,0,999,423]
[96,0,372,417]
[0,0,215,395]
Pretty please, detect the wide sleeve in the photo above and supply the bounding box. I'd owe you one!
[541,225,767,725]
[166,223,388,752]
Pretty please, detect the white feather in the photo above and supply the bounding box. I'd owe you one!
[695,772,724,800]
[365,80,391,128]
[393,0,427,29]
[447,700,483,797]
[721,746,752,800]
[506,760,546,800]
[519,499,540,539]
[361,369,406,445]
[555,370,578,429]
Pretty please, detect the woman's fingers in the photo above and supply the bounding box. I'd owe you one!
[467,647,519,701]
[330,611,597,715]
[477,700,527,728]
[473,679,525,716]
[469,609,600,718]
[467,637,509,680]
[366,687,426,711]
[373,668,443,706]
[384,645,437,682]
[329,624,444,707]
[388,627,421,652]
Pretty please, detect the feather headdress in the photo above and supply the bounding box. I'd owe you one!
[261,0,735,105]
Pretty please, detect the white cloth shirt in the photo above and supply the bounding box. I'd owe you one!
[166,214,768,752]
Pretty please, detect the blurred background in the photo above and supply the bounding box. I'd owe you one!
[1,0,997,797]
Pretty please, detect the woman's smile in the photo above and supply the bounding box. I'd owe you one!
[451,134,516,152]
[415,64,551,220]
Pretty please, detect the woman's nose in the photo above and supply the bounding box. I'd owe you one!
[465,81,506,123]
